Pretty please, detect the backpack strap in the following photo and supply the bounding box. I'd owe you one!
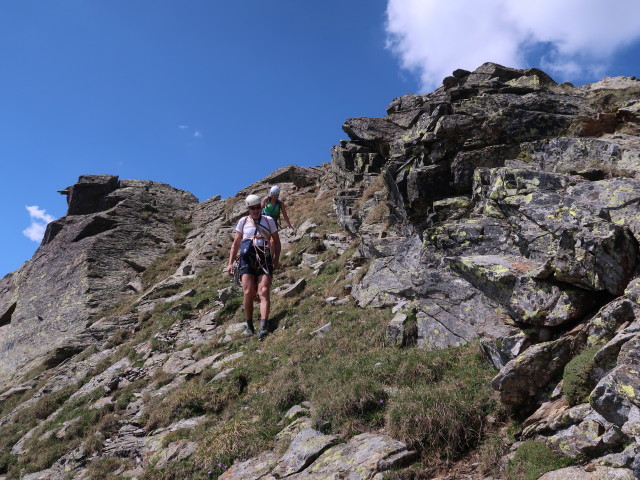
[247,215,272,242]
[245,215,273,278]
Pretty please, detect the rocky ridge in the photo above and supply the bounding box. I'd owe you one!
[0,63,639,479]
[332,63,640,478]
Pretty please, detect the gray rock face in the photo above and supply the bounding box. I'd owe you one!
[218,413,415,480]
[592,334,640,426]
[474,168,639,295]
[338,65,640,363]
[271,428,339,477]
[491,334,577,409]
[332,63,640,471]
[449,254,596,326]
[333,63,640,218]
[286,432,416,479]
[538,466,635,480]
[0,176,198,382]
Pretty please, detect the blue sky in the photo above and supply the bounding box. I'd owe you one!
[1,0,640,277]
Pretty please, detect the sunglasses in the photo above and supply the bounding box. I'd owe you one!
[248,205,261,211]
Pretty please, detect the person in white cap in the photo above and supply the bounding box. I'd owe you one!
[261,185,293,231]
[227,194,280,339]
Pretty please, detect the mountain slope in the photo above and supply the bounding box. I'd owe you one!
[1,63,640,479]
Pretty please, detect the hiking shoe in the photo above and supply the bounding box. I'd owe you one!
[243,327,255,338]
[257,329,268,340]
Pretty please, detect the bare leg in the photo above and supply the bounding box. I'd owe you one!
[257,274,271,321]
[242,274,257,327]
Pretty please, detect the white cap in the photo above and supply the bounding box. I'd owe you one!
[270,185,280,196]
[245,194,261,207]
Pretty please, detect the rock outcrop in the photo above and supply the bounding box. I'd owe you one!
[0,175,197,382]
[332,63,640,477]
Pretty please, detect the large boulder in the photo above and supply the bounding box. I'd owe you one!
[449,254,596,326]
[474,168,639,295]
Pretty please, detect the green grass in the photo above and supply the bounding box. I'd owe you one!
[142,458,212,480]
[194,415,281,478]
[12,384,76,425]
[0,451,16,475]
[563,345,601,406]
[3,387,117,477]
[507,441,575,480]
[384,345,499,458]
[172,216,194,243]
[142,373,245,431]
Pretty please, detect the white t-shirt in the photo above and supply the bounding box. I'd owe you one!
[236,215,277,246]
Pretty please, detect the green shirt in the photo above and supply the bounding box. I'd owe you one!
[262,199,281,220]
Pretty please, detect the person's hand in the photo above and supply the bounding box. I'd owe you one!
[226,263,234,276]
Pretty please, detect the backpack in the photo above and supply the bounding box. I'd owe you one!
[238,215,272,274]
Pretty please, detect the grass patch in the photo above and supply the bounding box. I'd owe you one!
[507,441,575,480]
[281,236,326,269]
[12,435,73,476]
[384,344,499,459]
[476,432,509,476]
[195,416,280,478]
[563,344,601,406]
[4,387,118,477]
[216,296,243,323]
[104,328,132,349]
[143,375,244,431]
[12,384,76,425]
[363,202,390,226]
[0,390,32,421]
[142,458,210,480]
[286,187,338,236]
[173,216,194,243]
[85,457,132,480]
[0,452,16,475]
[358,174,386,206]
[142,246,190,289]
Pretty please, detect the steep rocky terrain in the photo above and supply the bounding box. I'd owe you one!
[1,63,640,479]
[0,176,198,383]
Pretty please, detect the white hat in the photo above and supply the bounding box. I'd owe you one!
[245,194,261,207]
[269,185,280,196]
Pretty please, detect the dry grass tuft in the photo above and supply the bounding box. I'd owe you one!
[384,344,498,460]
[142,246,190,289]
[144,380,240,431]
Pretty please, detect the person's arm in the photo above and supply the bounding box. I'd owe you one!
[227,231,242,275]
[261,196,269,208]
[270,231,281,270]
[280,201,293,230]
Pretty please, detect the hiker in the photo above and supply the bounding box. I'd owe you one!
[261,185,293,231]
[227,194,281,339]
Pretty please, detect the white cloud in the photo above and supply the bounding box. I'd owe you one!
[23,205,54,242]
[385,0,640,91]
[194,130,202,138]
[178,125,189,129]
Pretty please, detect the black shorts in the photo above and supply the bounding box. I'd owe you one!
[239,249,273,278]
